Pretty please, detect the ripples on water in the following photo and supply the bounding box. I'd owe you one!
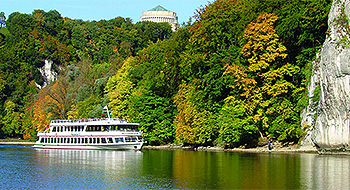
[0,145,349,189]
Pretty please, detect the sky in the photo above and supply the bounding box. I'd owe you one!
[2,0,209,24]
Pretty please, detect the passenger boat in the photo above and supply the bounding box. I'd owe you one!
[33,117,144,151]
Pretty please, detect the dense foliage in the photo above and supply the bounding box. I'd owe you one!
[0,0,331,148]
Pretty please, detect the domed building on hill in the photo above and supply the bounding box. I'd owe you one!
[140,5,178,31]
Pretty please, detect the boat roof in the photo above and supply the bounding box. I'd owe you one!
[50,118,139,126]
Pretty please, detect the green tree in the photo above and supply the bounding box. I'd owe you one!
[0,12,6,28]
[1,101,21,137]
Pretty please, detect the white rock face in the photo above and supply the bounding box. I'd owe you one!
[35,60,57,89]
[301,0,350,151]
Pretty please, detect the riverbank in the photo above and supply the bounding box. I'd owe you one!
[0,139,35,145]
[0,140,318,153]
[0,141,35,145]
[143,144,318,153]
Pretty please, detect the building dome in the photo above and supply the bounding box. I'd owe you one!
[140,5,178,31]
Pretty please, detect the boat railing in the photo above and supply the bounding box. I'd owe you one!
[37,131,49,134]
[50,118,129,124]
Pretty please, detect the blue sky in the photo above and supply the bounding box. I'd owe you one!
[2,0,209,24]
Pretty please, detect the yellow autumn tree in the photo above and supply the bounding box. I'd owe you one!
[222,13,303,143]
[174,83,217,144]
[105,57,135,118]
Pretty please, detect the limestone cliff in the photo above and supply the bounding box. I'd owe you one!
[301,0,350,152]
[35,60,57,89]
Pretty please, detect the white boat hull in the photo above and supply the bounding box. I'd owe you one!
[33,143,143,151]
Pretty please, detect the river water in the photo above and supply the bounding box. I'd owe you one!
[0,145,349,189]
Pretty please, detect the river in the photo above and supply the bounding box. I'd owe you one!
[0,145,349,189]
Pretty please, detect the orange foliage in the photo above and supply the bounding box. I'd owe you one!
[32,77,70,132]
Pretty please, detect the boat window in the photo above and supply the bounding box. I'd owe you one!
[101,138,106,143]
[89,138,92,144]
[93,138,96,144]
[57,127,60,132]
[107,126,113,131]
[78,138,81,144]
[64,138,66,143]
[115,137,124,143]
[85,138,88,143]
[81,138,84,143]
[54,138,56,143]
[40,138,44,143]
[107,138,113,143]
[44,138,47,143]
[74,138,77,144]
[131,137,137,142]
[52,127,56,132]
[97,138,100,144]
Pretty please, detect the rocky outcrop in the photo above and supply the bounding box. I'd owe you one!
[35,60,57,89]
[301,0,350,152]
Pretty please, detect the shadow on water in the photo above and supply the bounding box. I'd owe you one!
[0,146,350,189]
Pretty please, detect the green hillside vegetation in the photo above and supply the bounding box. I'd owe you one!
[0,0,331,148]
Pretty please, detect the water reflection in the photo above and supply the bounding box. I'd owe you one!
[32,149,144,189]
[301,154,350,189]
[170,151,302,189]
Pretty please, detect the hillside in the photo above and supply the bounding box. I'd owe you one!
[0,0,332,148]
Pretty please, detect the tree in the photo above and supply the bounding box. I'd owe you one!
[105,57,135,118]
[1,101,21,137]
[0,12,6,28]
[45,76,72,119]
[174,83,218,145]
[223,13,303,144]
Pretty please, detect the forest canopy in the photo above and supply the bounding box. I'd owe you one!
[0,0,331,148]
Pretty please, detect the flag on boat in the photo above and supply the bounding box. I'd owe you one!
[101,105,110,118]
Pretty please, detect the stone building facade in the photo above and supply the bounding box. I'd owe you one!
[140,5,178,30]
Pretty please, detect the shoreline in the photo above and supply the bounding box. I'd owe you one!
[0,141,319,153]
[142,144,319,154]
[0,141,35,145]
